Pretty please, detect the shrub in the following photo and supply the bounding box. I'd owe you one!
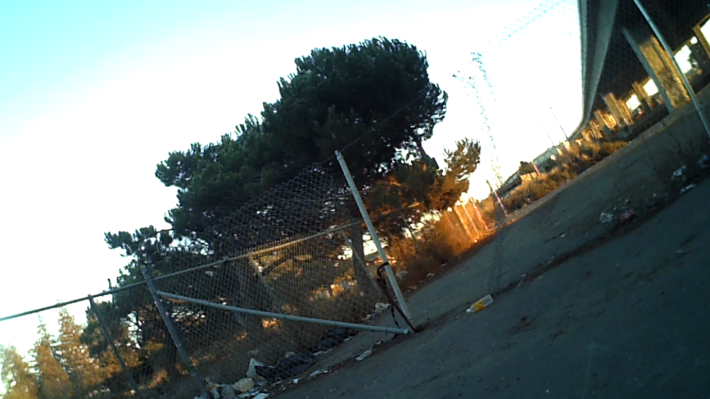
[502,140,627,212]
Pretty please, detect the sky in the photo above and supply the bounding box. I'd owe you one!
[0,0,583,363]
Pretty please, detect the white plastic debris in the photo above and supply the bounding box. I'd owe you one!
[466,294,494,313]
[233,378,254,393]
[356,348,373,361]
[680,184,696,194]
[599,212,614,223]
[426,272,435,278]
[221,385,237,399]
[309,369,326,378]
[253,394,269,399]
[211,388,221,399]
[395,270,409,280]
[246,358,263,378]
[672,166,687,180]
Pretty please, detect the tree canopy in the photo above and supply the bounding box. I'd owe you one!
[153,37,447,240]
[97,36,481,391]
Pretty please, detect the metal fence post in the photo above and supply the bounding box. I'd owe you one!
[459,203,479,234]
[140,265,209,398]
[486,179,508,218]
[335,151,413,322]
[453,205,476,240]
[88,296,145,399]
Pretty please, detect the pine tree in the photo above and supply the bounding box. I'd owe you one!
[56,309,104,397]
[0,345,39,399]
[32,323,72,399]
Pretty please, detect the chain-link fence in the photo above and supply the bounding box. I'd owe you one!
[1,156,414,399]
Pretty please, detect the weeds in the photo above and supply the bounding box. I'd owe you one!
[503,140,627,212]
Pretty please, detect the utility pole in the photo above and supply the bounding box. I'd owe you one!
[550,106,570,141]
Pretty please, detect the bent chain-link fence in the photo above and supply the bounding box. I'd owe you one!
[136,159,409,397]
[0,158,410,399]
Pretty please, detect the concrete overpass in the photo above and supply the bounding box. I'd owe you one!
[575,0,710,140]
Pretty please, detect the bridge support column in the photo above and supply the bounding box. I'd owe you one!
[602,93,633,127]
[622,24,691,113]
[589,120,603,138]
[631,81,653,112]
[689,25,710,73]
[594,109,615,138]
[692,25,710,60]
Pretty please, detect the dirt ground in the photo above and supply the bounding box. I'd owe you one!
[268,103,710,398]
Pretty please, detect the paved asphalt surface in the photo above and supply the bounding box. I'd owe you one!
[273,175,710,398]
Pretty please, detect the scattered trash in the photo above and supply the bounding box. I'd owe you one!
[699,155,710,170]
[559,233,566,238]
[233,378,254,393]
[253,394,269,399]
[356,348,373,361]
[620,210,635,223]
[395,270,409,280]
[246,358,267,385]
[680,184,696,194]
[599,212,614,223]
[292,379,299,385]
[374,302,390,312]
[466,294,494,313]
[220,385,237,399]
[672,166,687,180]
[426,272,436,279]
[308,369,326,378]
[205,379,219,392]
[211,388,221,399]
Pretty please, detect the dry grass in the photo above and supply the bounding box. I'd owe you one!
[387,211,491,291]
[382,140,628,291]
[503,140,627,212]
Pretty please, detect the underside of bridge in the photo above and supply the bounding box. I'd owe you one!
[579,0,710,130]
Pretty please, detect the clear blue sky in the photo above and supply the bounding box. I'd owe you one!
[0,0,582,363]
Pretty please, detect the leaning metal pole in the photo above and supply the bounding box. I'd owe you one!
[88,296,145,399]
[156,291,410,335]
[335,151,413,322]
[140,265,208,398]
